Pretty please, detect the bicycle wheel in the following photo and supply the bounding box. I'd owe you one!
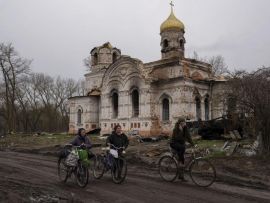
[76,162,89,188]
[189,158,216,187]
[57,157,68,182]
[111,157,127,184]
[93,154,105,179]
[158,155,178,182]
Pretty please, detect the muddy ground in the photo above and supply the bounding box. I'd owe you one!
[1,136,270,202]
[0,149,270,203]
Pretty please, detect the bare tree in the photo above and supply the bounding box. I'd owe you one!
[16,73,45,132]
[190,51,228,76]
[76,79,86,96]
[229,67,270,154]
[207,55,228,76]
[0,43,89,133]
[83,56,92,71]
[52,76,78,130]
[0,43,31,132]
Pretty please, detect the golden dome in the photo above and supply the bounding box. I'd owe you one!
[160,8,184,33]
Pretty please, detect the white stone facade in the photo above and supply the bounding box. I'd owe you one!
[68,11,227,136]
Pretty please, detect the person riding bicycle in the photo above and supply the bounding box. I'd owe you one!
[106,124,129,177]
[106,124,129,151]
[70,128,94,159]
[70,128,92,148]
[170,117,194,180]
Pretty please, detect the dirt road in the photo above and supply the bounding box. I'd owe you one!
[0,151,269,203]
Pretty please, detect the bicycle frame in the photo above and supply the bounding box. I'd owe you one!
[169,147,205,171]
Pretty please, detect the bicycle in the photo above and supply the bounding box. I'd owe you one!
[93,143,127,184]
[158,145,216,187]
[58,144,93,188]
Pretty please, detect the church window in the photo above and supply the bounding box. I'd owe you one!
[113,52,117,63]
[162,98,170,121]
[205,96,209,121]
[195,97,201,120]
[163,39,169,49]
[132,89,139,117]
[180,39,184,48]
[131,123,133,128]
[77,109,82,124]
[134,123,137,128]
[138,123,140,128]
[112,92,118,118]
[93,53,98,65]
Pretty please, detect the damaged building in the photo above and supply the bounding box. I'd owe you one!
[68,6,227,136]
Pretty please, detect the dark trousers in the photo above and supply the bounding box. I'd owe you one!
[170,143,186,164]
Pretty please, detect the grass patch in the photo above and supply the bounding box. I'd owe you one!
[0,133,72,148]
[194,140,225,149]
[0,133,100,149]
[206,150,227,158]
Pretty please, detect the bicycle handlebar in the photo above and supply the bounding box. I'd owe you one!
[64,144,87,149]
[107,143,125,150]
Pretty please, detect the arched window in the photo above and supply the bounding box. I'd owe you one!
[163,39,169,49]
[205,96,209,121]
[113,52,117,63]
[93,53,98,65]
[162,98,170,121]
[132,89,139,117]
[180,39,184,48]
[112,91,118,118]
[195,97,201,120]
[77,109,82,124]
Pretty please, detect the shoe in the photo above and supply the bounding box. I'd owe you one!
[178,175,188,182]
[178,171,188,182]
[180,178,188,182]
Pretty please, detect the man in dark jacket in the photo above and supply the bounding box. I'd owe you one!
[106,124,129,178]
[106,125,129,150]
[170,117,194,180]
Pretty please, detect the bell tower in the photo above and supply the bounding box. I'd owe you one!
[90,42,121,71]
[160,2,185,59]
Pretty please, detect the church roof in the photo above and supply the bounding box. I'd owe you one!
[160,6,184,33]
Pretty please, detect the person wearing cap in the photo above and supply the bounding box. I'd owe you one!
[170,117,194,180]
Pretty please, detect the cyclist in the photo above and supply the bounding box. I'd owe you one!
[70,128,94,159]
[170,117,194,180]
[106,124,129,150]
[106,124,129,177]
[70,128,92,148]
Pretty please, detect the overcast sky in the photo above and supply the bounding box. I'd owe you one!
[1,0,270,79]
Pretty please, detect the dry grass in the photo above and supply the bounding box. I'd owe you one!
[0,133,100,149]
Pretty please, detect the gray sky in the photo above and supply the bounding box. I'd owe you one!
[1,0,270,79]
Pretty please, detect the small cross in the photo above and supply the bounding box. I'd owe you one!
[170,1,174,8]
